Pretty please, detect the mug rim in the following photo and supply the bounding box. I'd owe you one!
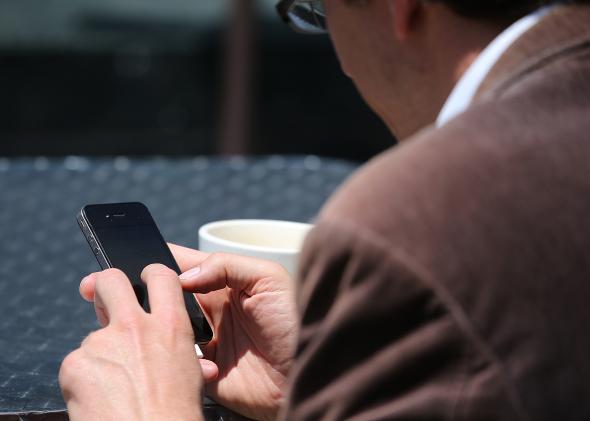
[198,219,313,255]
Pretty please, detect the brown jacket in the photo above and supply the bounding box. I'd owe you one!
[285,4,590,420]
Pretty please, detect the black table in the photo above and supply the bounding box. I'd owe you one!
[0,156,357,420]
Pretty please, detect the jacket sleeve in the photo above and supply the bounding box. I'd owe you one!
[280,219,518,421]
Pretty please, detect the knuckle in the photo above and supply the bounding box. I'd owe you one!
[59,350,85,384]
[208,252,225,262]
[80,330,108,349]
[208,252,229,268]
[80,331,96,347]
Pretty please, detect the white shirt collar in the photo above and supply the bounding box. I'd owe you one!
[436,7,552,127]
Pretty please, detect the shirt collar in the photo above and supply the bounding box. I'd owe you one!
[436,7,552,127]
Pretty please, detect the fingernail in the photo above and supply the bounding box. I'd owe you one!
[179,266,201,280]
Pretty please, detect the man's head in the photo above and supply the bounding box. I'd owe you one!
[322,0,513,138]
[278,0,565,139]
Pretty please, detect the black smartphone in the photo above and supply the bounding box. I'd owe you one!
[77,202,213,345]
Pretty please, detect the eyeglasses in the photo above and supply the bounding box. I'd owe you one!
[276,0,328,35]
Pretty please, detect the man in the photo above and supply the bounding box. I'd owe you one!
[59,0,590,420]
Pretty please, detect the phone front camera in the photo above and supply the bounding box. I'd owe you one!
[106,214,111,219]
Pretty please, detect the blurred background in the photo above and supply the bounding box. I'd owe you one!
[0,0,395,162]
[0,3,395,417]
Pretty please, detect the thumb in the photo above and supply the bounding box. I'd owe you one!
[199,359,219,383]
[168,243,209,272]
[179,252,291,296]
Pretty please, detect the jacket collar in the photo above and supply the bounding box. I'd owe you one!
[474,3,590,101]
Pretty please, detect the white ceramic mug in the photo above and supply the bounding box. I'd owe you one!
[198,219,313,275]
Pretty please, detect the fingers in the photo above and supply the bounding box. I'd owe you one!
[79,273,97,302]
[179,252,290,295]
[168,243,209,273]
[199,359,219,383]
[81,263,194,328]
[141,264,188,320]
[82,241,207,301]
[93,269,141,326]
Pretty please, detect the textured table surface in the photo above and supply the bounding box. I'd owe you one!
[0,156,357,420]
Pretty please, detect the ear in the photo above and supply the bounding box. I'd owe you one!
[389,0,422,41]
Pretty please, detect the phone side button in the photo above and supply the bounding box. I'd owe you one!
[93,246,101,255]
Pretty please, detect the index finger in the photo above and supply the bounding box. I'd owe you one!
[180,252,292,296]
[168,243,209,273]
[141,264,188,319]
[94,268,142,325]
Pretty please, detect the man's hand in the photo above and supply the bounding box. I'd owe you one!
[74,245,297,421]
[59,265,205,421]
[172,244,297,421]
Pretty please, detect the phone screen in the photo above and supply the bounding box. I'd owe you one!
[93,224,175,288]
[80,202,213,344]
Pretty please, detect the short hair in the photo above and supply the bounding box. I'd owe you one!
[432,0,574,23]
